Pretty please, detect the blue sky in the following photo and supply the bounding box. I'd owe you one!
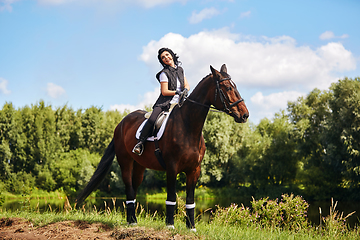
[1,0,359,124]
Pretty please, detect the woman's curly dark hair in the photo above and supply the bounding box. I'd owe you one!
[157,48,181,67]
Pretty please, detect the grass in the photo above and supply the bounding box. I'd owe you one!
[2,208,359,240]
[1,195,360,240]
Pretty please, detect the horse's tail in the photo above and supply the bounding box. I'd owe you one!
[76,138,116,206]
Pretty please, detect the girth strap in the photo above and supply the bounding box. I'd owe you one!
[154,137,166,170]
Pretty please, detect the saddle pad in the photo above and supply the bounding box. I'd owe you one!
[135,112,171,141]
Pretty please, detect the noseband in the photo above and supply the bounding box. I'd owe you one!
[186,76,244,115]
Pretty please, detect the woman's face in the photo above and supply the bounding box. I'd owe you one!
[160,51,175,67]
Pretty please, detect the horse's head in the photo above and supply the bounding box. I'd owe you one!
[210,64,249,123]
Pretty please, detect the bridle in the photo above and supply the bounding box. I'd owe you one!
[186,76,244,115]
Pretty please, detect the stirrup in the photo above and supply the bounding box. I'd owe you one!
[132,142,144,155]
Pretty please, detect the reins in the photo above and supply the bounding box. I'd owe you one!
[185,76,244,114]
[185,98,222,113]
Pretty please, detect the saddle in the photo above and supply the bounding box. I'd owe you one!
[136,103,177,141]
[135,103,177,170]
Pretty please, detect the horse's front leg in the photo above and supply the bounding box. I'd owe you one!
[185,165,201,231]
[165,168,177,227]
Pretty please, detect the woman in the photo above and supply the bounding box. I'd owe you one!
[132,48,190,155]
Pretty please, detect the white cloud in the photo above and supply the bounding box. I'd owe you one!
[189,7,221,24]
[0,0,20,12]
[140,28,356,92]
[0,78,11,95]
[249,91,305,122]
[240,10,251,18]
[46,83,66,98]
[251,91,304,110]
[319,31,335,40]
[139,29,356,123]
[319,31,349,40]
[110,87,160,112]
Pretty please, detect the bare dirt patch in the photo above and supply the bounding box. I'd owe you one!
[0,218,198,240]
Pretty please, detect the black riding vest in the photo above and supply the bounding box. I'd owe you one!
[153,66,185,110]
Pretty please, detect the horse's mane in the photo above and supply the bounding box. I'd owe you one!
[201,73,212,82]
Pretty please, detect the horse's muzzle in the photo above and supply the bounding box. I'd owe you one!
[232,112,249,123]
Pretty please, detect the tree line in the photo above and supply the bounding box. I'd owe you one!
[1,77,359,201]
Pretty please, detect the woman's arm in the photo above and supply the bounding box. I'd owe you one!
[184,76,190,91]
[160,82,176,96]
[160,74,190,96]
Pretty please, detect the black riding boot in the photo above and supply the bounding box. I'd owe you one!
[132,119,153,155]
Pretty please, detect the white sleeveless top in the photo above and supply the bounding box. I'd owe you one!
[159,71,183,104]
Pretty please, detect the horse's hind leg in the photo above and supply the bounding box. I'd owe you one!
[132,161,146,195]
[118,157,145,224]
[185,165,201,230]
[128,161,146,224]
[165,168,177,227]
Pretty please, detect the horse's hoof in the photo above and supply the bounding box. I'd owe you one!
[166,225,175,229]
[128,222,137,226]
[190,228,196,232]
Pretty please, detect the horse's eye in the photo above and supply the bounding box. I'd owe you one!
[227,86,232,91]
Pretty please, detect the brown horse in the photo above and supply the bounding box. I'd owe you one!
[76,64,249,230]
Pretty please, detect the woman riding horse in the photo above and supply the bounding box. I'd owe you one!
[76,59,249,231]
[132,48,190,155]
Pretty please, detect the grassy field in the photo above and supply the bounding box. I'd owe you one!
[1,195,359,240]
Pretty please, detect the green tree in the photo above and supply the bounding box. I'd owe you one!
[259,112,298,186]
[234,113,298,190]
[327,78,360,195]
[54,105,81,152]
[80,106,105,154]
[287,89,338,199]
[51,149,100,194]
[200,112,242,185]
[0,103,16,182]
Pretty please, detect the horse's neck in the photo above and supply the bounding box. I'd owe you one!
[179,76,214,136]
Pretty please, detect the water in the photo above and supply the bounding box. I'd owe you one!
[2,196,359,227]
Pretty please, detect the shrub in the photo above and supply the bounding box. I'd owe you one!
[211,203,255,227]
[211,193,309,230]
[321,198,356,238]
[7,171,36,195]
[280,193,309,230]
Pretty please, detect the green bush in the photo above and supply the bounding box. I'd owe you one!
[211,194,309,230]
[51,148,99,193]
[7,171,36,195]
[36,165,57,191]
[210,202,255,227]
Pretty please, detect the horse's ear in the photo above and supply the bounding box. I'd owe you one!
[210,65,219,79]
[220,64,227,73]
